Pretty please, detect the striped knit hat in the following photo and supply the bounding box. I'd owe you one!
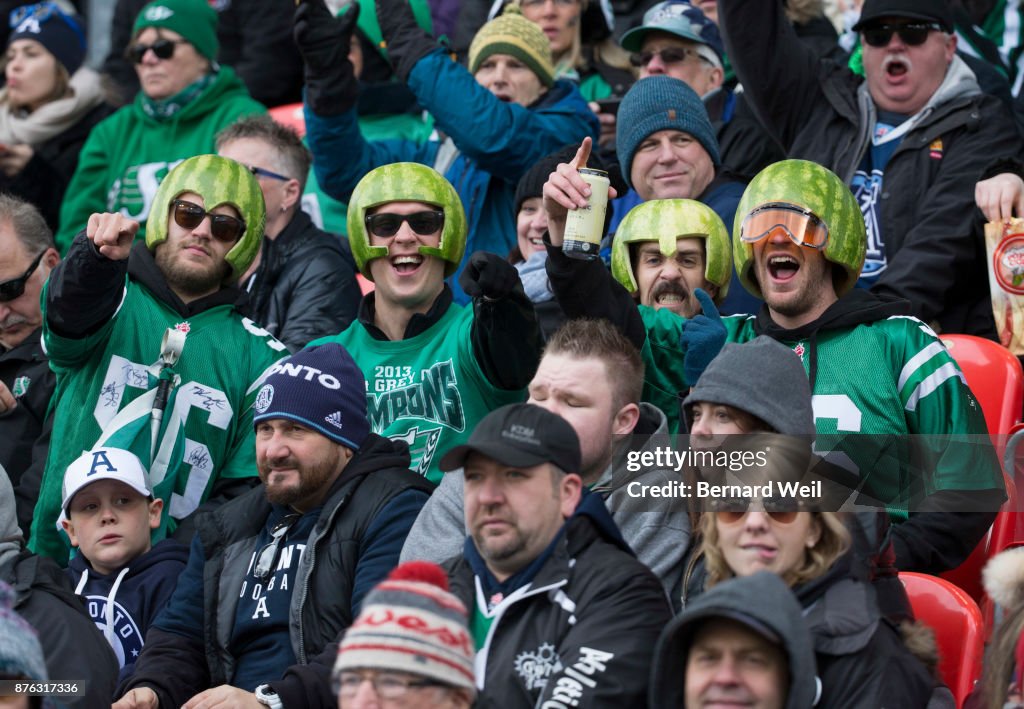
[334,562,476,693]
[468,5,555,87]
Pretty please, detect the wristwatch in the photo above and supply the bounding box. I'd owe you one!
[254,684,283,709]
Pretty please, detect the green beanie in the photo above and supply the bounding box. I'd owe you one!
[132,0,219,61]
[468,5,554,87]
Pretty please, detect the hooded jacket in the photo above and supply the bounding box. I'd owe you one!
[56,66,265,251]
[305,48,599,304]
[719,0,1021,336]
[66,538,189,683]
[650,571,818,709]
[445,490,672,708]
[0,329,53,497]
[400,403,691,601]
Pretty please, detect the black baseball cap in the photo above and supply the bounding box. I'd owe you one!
[853,0,953,32]
[439,403,581,474]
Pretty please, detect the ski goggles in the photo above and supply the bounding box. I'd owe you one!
[860,22,944,48]
[125,38,189,64]
[0,250,44,302]
[711,496,811,525]
[739,203,829,249]
[171,199,247,244]
[364,210,444,238]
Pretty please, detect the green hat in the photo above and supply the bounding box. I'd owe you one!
[347,163,467,279]
[146,155,265,281]
[468,5,555,88]
[734,160,866,299]
[132,0,219,61]
[612,199,731,303]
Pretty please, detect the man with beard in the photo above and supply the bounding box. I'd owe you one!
[29,155,289,564]
[718,0,1020,336]
[113,343,433,709]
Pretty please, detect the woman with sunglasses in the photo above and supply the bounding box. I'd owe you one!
[55,0,264,253]
[0,3,109,233]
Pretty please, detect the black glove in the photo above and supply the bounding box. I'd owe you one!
[459,251,521,300]
[294,0,360,116]
[375,0,438,82]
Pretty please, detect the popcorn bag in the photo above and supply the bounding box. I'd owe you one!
[985,219,1024,355]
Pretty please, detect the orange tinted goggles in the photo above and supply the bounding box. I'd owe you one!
[740,203,829,249]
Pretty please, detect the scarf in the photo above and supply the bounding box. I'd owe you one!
[0,67,104,145]
[515,250,554,303]
[140,72,215,120]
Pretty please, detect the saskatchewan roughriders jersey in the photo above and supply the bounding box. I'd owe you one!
[641,305,1001,516]
[33,279,287,564]
[313,302,525,484]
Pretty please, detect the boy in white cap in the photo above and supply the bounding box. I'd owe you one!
[59,447,188,682]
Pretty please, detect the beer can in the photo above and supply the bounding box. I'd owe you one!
[563,168,610,260]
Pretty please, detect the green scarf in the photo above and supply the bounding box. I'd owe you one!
[140,72,216,120]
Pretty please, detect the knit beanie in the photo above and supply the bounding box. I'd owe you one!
[616,75,720,189]
[335,561,476,694]
[132,0,219,61]
[469,5,555,88]
[0,581,48,682]
[8,2,86,75]
[253,343,370,451]
[682,336,815,436]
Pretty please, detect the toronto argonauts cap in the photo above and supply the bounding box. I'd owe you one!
[439,403,581,474]
[252,343,369,450]
[62,447,152,514]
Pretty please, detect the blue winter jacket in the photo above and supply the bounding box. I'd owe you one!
[305,48,600,303]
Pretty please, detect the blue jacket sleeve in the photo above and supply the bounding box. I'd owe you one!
[352,488,430,613]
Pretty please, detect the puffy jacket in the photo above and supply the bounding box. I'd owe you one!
[305,48,599,303]
[244,210,362,351]
[720,0,1021,336]
[0,329,52,494]
[120,433,433,707]
[445,491,672,708]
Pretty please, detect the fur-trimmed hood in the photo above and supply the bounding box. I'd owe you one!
[983,547,1024,609]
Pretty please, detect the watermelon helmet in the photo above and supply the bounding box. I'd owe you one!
[347,162,467,279]
[146,154,265,282]
[734,159,866,298]
[611,199,731,302]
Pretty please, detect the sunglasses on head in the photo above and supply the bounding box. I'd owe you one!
[171,199,246,244]
[125,38,188,64]
[0,250,44,302]
[629,46,704,68]
[861,22,943,47]
[364,210,444,238]
[712,496,808,525]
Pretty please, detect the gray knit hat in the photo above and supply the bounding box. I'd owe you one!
[683,336,815,436]
[616,75,720,189]
[0,581,48,682]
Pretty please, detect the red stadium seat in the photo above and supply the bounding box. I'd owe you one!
[900,572,985,708]
[268,103,306,139]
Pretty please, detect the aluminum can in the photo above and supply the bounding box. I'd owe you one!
[563,168,609,260]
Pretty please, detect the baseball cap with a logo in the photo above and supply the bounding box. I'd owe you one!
[61,448,153,514]
[438,403,581,474]
[619,1,724,66]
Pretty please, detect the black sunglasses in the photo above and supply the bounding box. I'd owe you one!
[364,210,444,238]
[246,164,290,182]
[171,199,246,244]
[254,513,300,581]
[629,46,703,68]
[0,250,44,302]
[861,22,943,47]
[125,38,188,64]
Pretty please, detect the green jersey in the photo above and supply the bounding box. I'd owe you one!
[313,302,525,484]
[33,278,287,563]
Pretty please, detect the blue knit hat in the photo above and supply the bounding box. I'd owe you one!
[8,2,86,75]
[616,75,721,189]
[253,344,369,451]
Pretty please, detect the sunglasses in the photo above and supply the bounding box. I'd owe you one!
[125,38,188,64]
[246,164,291,182]
[861,22,943,48]
[364,210,444,238]
[254,513,300,581]
[740,202,830,249]
[0,250,44,302]
[712,497,809,525]
[629,46,706,68]
[171,200,246,244]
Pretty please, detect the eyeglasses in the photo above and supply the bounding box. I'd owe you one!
[332,671,448,699]
[629,46,708,68]
[253,513,300,581]
[520,0,579,7]
[861,22,944,48]
[171,200,247,244]
[0,250,44,302]
[739,202,830,249]
[364,210,444,238]
[246,164,291,182]
[712,497,809,525]
[125,38,189,64]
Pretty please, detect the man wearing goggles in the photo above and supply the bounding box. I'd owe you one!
[28,155,289,565]
[719,0,1019,338]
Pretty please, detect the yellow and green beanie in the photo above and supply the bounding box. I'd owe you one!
[468,6,554,87]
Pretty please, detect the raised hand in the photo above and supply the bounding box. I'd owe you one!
[541,137,618,247]
[87,212,139,261]
[679,288,726,385]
